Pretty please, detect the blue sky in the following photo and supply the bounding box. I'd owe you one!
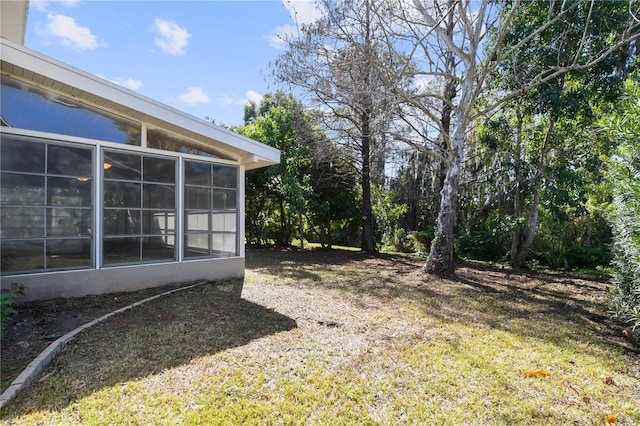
[24,0,322,126]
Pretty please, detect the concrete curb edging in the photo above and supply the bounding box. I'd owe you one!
[0,281,207,409]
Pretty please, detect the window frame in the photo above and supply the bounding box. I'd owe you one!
[101,149,178,267]
[0,127,241,276]
[183,159,239,259]
[0,133,95,273]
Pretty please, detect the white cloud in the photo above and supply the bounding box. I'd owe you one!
[219,95,235,106]
[32,0,80,12]
[219,91,263,107]
[268,1,324,50]
[268,24,298,50]
[178,87,210,105]
[99,75,143,91]
[246,90,263,105]
[120,78,143,91]
[44,13,98,50]
[283,0,323,25]
[154,18,191,56]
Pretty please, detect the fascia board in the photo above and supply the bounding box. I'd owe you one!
[0,38,280,166]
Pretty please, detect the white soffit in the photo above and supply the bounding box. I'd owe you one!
[0,38,279,170]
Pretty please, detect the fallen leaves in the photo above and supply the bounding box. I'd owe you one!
[604,413,617,424]
[523,369,551,378]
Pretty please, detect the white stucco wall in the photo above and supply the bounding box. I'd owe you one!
[1,257,245,302]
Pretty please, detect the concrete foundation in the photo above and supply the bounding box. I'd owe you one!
[0,257,245,302]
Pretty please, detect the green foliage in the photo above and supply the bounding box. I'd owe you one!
[1,288,18,339]
[604,79,640,337]
[528,207,611,269]
[457,211,512,262]
[237,98,312,246]
[239,92,363,248]
[305,144,360,248]
[373,188,408,252]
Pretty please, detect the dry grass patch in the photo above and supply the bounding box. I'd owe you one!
[1,248,639,425]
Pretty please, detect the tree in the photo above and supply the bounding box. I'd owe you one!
[367,0,640,274]
[273,0,402,253]
[238,101,311,246]
[486,0,638,268]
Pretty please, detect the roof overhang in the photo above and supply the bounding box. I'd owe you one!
[0,38,279,170]
[0,1,28,45]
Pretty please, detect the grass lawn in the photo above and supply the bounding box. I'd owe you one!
[1,248,639,425]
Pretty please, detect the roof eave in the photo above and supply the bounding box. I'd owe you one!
[0,38,280,168]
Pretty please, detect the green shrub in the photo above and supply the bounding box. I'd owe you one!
[1,288,18,339]
[605,79,640,338]
[609,180,640,337]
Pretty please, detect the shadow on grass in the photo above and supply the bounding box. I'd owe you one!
[1,281,297,419]
[420,263,636,355]
[249,249,636,355]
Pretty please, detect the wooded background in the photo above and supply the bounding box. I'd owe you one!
[230,0,639,335]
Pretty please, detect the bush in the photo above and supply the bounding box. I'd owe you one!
[605,79,640,338]
[1,288,18,339]
[456,212,511,262]
[609,180,640,337]
[390,228,415,253]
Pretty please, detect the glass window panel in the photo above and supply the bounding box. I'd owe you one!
[143,184,175,209]
[142,236,175,261]
[0,239,45,272]
[185,187,211,210]
[1,173,45,205]
[143,157,175,183]
[212,213,237,232]
[47,208,92,237]
[104,209,141,235]
[48,145,93,177]
[223,234,237,254]
[213,165,237,188]
[143,211,175,234]
[104,152,141,180]
[48,177,92,207]
[46,238,92,268]
[0,137,45,173]
[211,234,236,255]
[185,212,210,232]
[104,181,141,208]
[103,237,140,264]
[184,234,209,257]
[184,161,211,185]
[147,128,233,160]
[213,190,236,210]
[1,80,141,145]
[0,207,45,237]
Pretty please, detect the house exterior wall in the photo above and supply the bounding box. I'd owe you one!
[2,257,245,301]
[0,40,278,303]
[0,126,249,302]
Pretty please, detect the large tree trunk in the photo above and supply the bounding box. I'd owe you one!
[510,190,540,268]
[510,116,554,268]
[360,4,377,254]
[423,126,464,274]
[423,1,460,275]
[361,111,377,252]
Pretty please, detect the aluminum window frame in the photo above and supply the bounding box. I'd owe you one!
[0,127,241,277]
[0,132,95,274]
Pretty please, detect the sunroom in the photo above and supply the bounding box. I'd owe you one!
[0,38,279,302]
